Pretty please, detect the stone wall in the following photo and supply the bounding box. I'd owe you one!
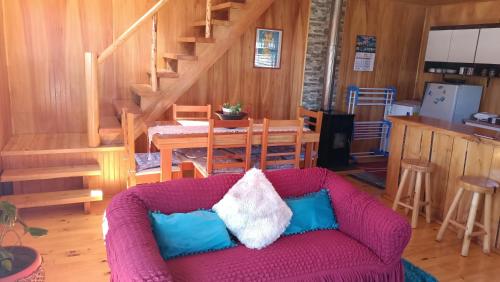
[301,0,346,110]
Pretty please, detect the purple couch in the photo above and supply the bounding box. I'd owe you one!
[105,168,411,281]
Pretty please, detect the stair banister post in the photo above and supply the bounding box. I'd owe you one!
[85,52,100,147]
[205,0,212,38]
[150,13,158,92]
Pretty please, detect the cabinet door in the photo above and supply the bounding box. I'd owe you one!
[448,29,480,63]
[475,28,500,64]
[425,30,453,62]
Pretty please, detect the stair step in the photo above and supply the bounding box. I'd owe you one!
[192,19,231,27]
[100,116,121,132]
[0,164,101,182]
[1,189,103,209]
[99,116,123,145]
[211,2,245,12]
[130,84,161,98]
[113,99,142,116]
[178,37,215,43]
[147,69,179,78]
[163,53,198,61]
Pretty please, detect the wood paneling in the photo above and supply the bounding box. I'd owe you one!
[387,117,500,251]
[394,0,495,6]
[173,0,310,120]
[334,0,427,152]
[0,1,12,169]
[414,0,500,114]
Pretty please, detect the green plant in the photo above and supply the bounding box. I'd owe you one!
[222,102,242,115]
[0,201,47,273]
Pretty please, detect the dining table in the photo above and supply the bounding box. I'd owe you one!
[148,120,321,181]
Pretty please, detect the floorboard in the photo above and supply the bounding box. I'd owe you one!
[8,175,500,281]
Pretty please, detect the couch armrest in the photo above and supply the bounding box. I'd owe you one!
[324,172,411,265]
[105,191,173,282]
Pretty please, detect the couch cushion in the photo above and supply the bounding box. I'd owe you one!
[283,189,339,236]
[165,230,385,281]
[213,168,292,249]
[150,210,236,260]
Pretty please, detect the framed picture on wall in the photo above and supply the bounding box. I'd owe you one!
[254,28,283,69]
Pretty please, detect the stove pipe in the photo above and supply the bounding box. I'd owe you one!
[322,0,343,112]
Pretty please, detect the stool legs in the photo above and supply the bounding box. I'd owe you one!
[393,168,409,211]
[425,172,432,224]
[462,192,481,256]
[436,187,464,241]
[412,172,423,229]
[405,171,417,215]
[393,168,432,229]
[483,194,492,254]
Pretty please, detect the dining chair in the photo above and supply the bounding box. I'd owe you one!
[173,104,212,121]
[297,106,323,167]
[122,110,184,187]
[260,118,304,171]
[192,119,254,178]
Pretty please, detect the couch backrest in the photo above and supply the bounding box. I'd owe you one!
[126,168,330,215]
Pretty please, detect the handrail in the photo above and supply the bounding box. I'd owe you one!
[150,14,158,92]
[205,0,212,38]
[98,0,169,64]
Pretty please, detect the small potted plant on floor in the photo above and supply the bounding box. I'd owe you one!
[218,103,247,120]
[0,201,47,281]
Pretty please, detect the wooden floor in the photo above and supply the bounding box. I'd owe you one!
[10,176,500,282]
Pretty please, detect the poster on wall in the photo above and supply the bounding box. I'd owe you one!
[254,28,283,69]
[353,35,376,72]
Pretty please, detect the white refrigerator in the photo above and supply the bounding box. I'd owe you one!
[420,83,483,124]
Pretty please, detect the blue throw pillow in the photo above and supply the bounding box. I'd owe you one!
[283,189,339,236]
[150,210,236,260]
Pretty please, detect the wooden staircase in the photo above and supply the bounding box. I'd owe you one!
[105,0,276,140]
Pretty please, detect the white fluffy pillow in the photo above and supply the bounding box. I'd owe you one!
[212,168,292,249]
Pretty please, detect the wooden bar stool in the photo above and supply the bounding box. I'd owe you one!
[436,176,498,257]
[392,159,434,228]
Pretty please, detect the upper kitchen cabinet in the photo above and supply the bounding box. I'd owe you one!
[475,28,500,64]
[425,30,452,62]
[448,29,480,63]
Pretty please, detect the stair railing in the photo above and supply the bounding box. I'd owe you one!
[84,0,168,147]
[205,0,212,38]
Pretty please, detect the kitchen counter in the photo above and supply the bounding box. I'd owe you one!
[386,115,500,252]
[388,116,500,145]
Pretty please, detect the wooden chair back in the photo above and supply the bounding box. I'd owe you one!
[297,106,323,166]
[173,104,212,120]
[207,119,253,175]
[260,118,304,171]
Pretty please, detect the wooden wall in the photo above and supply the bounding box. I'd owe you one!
[175,0,311,119]
[1,0,164,134]
[334,0,427,152]
[414,0,500,114]
[0,1,12,170]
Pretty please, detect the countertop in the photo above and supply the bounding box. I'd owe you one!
[388,116,500,145]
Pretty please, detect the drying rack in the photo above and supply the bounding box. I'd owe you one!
[347,86,395,159]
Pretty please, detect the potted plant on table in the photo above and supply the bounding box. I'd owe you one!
[218,103,247,120]
[0,201,47,281]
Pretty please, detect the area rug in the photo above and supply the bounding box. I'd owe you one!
[349,160,388,189]
[403,259,438,282]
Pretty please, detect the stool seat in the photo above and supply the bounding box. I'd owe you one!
[459,176,499,194]
[401,159,434,173]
